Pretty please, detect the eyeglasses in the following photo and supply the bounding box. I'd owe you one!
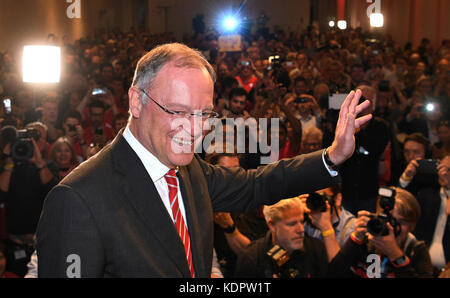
[138,88,219,119]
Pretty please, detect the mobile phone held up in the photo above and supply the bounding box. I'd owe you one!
[92,87,108,96]
[3,98,12,114]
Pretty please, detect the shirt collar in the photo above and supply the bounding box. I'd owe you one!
[123,124,171,183]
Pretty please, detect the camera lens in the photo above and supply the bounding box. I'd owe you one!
[367,216,388,236]
[11,139,34,161]
[306,192,327,213]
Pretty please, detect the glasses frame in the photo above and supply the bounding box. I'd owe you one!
[137,88,219,119]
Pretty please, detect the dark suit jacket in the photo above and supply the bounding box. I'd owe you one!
[36,131,340,277]
[414,187,450,263]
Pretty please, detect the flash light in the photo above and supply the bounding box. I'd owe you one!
[337,20,347,30]
[23,45,61,83]
[370,13,384,28]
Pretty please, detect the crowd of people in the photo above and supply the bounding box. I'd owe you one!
[0,20,449,278]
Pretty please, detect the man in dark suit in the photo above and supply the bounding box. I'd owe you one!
[414,155,450,272]
[36,43,372,277]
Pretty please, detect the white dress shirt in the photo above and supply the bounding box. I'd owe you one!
[428,187,449,270]
[122,125,188,225]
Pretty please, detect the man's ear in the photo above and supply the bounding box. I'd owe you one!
[335,193,343,208]
[267,219,275,233]
[128,87,143,118]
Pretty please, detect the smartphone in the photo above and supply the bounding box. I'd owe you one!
[92,87,108,96]
[268,55,280,64]
[94,127,103,135]
[3,98,12,114]
[294,97,310,104]
[241,60,250,67]
[286,61,294,67]
[378,80,390,92]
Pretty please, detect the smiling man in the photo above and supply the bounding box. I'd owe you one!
[36,43,372,277]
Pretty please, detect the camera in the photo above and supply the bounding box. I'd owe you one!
[415,159,439,187]
[10,128,41,161]
[240,60,250,67]
[367,187,401,237]
[67,124,77,132]
[267,245,290,268]
[306,192,334,213]
[416,159,438,175]
[378,80,390,92]
[294,96,310,104]
[94,127,103,135]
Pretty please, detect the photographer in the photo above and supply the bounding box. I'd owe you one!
[0,122,57,276]
[330,187,433,278]
[398,133,439,196]
[234,198,330,278]
[60,110,87,161]
[301,186,356,252]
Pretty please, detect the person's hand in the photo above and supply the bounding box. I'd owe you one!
[309,201,333,232]
[297,194,310,214]
[327,90,372,165]
[353,210,371,241]
[75,124,85,142]
[2,143,11,157]
[408,102,424,119]
[28,138,45,168]
[403,159,420,180]
[438,161,449,188]
[368,223,403,261]
[213,212,234,229]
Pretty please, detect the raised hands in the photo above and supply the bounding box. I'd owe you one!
[327,90,373,165]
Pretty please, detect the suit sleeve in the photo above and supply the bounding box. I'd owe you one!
[199,150,341,213]
[36,184,105,277]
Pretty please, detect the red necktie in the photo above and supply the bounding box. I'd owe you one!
[164,169,195,277]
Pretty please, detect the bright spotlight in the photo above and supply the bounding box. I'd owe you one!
[221,15,241,33]
[370,13,384,28]
[425,103,435,112]
[329,20,335,28]
[337,20,347,30]
[23,45,61,83]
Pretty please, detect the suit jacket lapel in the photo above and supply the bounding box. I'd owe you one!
[111,133,192,276]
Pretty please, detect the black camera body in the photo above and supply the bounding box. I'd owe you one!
[11,128,41,161]
[306,192,334,213]
[367,187,401,237]
[67,124,77,132]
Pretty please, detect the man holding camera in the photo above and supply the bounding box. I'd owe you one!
[330,187,433,278]
[413,155,450,274]
[0,122,57,276]
[234,198,331,278]
[61,110,87,161]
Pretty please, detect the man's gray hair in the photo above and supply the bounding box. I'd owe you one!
[263,198,303,224]
[131,43,216,105]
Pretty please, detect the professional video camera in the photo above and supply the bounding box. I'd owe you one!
[12,128,41,161]
[367,187,401,237]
